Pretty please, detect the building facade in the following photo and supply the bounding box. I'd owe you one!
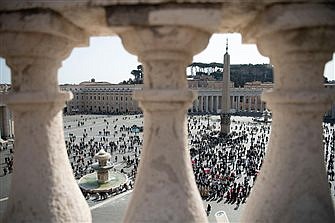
[60,80,141,114]
[61,80,271,115]
[62,80,335,118]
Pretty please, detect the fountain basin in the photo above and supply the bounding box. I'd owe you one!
[79,170,128,193]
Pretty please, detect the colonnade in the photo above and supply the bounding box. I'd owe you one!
[192,94,265,114]
[0,105,13,140]
[0,2,334,223]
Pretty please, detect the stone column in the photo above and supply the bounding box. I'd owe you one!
[210,95,214,113]
[234,96,237,110]
[242,96,246,111]
[0,10,91,222]
[120,26,210,223]
[0,106,3,139]
[248,96,251,112]
[242,4,335,222]
[205,96,209,113]
[200,96,204,113]
[2,106,10,139]
[215,96,219,113]
[254,96,258,112]
[195,97,199,112]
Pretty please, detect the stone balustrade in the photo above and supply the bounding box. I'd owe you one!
[0,1,334,223]
[119,26,210,222]
[0,9,91,222]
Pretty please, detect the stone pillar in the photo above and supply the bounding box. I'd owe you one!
[254,96,258,112]
[200,96,204,113]
[219,96,222,111]
[242,4,335,222]
[210,95,214,113]
[195,97,199,112]
[205,96,209,113]
[2,106,11,139]
[0,10,91,222]
[242,96,246,111]
[0,106,3,139]
[248,96,251,112]
[234,96,237,110]
[120,26,210,223]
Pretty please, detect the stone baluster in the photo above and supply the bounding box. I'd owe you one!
[119,26,210,222]
[0,10,91,222]
[242,3,335,222]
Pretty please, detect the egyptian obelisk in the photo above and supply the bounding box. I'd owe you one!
[220,39,231,136]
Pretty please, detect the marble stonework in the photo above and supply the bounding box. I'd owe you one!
[0,1,334,222]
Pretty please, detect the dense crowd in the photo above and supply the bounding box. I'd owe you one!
[324,124,335,187]
[0,143,13,176]
[64,115,143,200]
[188,116,270,209]
[1,114,334,205]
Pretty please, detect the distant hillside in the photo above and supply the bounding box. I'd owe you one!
[125,63,274,87]
[188,63,274,87]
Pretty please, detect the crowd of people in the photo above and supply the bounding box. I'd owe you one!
[324,124,335,188]
[1,114,334,207]
[0,142,13,176]
[64,115,143,200]
[188,116,270,209]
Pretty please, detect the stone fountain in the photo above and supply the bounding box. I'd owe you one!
[78,149,127,193]
[92,149,114,184]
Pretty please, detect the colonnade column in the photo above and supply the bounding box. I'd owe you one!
[242,95,245,111]
[216,96,219,113]
[195,97,199,112]
[0,10,91,222]
[210,95,214,113]
[119,26,210,222]
[248,96,251,112]
[2,106,11,139]
[205,96,209,113]
[242,4,335,222]
[254,96,258,112]
[200,96,204,112]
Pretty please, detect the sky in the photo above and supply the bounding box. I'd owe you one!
[0,33,334,84]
